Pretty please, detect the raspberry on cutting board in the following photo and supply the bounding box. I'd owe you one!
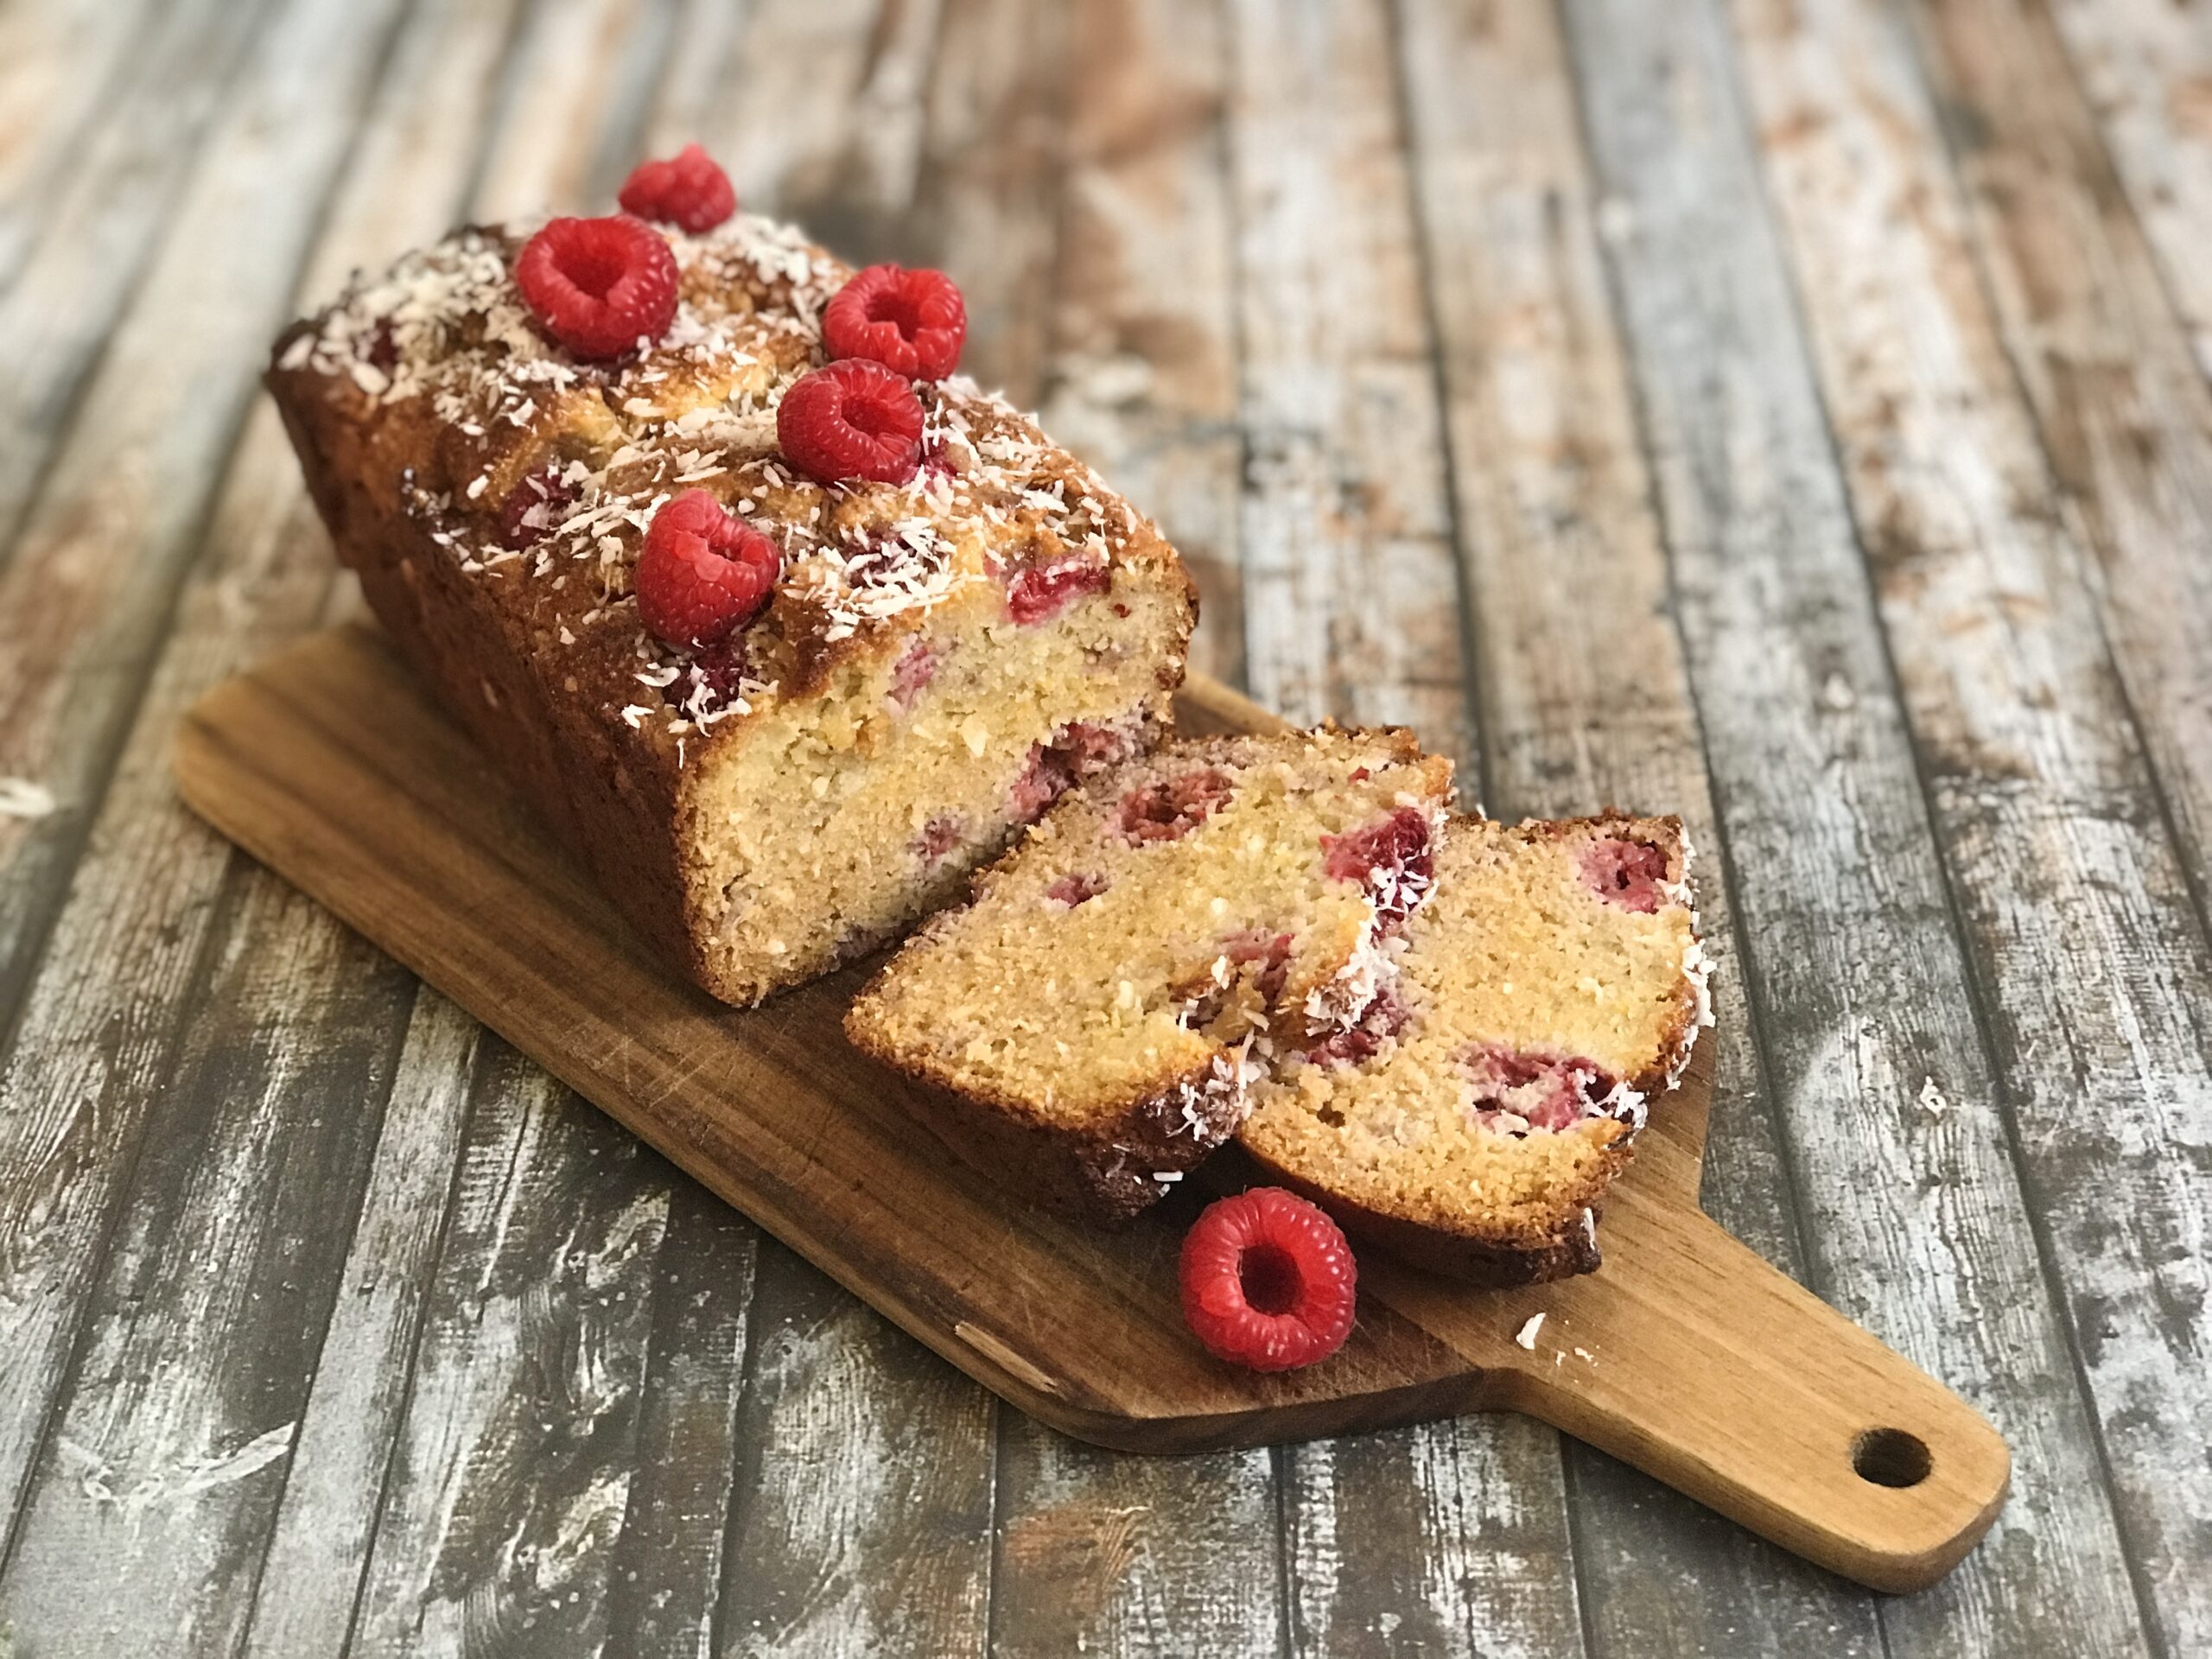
[1179,1187,1358,1372]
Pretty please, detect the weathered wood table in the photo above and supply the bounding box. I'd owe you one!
[2,0,2206,1653]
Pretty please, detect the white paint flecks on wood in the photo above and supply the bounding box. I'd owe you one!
[346,1048,672,1658]
[1734,0,2212,1644]
[992,1420,1281,1659]
[239,993,483,1659]
[0,874,412,1656]
[0,0,422,1561]
[1562,0,2150,1652]
[1910,0,2212,943]
[0,0,265,551]
[1223,0,1469,750]
[716,1246,994,1659]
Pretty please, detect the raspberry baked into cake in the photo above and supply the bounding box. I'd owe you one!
[1238,815,1710,1284]
[844,728,1456,1221]
[266,147,1194,1004]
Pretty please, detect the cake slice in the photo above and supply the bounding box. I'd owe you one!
[267,207,1194,1006]
[1237,814,1710,1284]
[844,728,1456,1221]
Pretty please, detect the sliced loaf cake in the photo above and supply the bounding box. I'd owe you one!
[1237,814,1709,1283]
[843,728,1455,1220]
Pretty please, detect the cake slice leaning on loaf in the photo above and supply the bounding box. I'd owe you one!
[1237,814,1711,1284]
[844,728,1456,1221]
[266,213,1195,1006]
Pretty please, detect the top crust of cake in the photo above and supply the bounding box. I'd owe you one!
[267,214,1195,800]
[1236,813,1710,1282]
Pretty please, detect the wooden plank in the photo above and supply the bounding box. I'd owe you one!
[470,0,667,224]
[0,0,410,1025]
[343,1042,673,1657]
[692,0,944,251]
[0,0,268,554]
[1560,0,2150,1651]
[986,5,1287,1654]
[0,873,416,1657]
[1389,0,1885,1647]
[989,1429,1281,1658]
[713,1243,995,1656]
[238,994,483,1659]
[1736,0,2212,1646]
[1223,0,1468,751]
[600,1182,758,1657]
[2041,0,2212,385]
[1908,0,2212,944]
[0,0,423,1567]
[1217,1,1580,1648]
[0,0,161,285]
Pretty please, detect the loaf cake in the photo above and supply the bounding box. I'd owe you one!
[844,728,1456,1221]
[1238,814,1710,1283]
[266,159,1196,1005]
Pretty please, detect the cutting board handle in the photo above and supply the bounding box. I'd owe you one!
[1498,1202,2010,1592]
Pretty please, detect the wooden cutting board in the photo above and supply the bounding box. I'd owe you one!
[174,622,2008,1593]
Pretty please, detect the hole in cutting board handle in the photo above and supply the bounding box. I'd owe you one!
[1852,1427,1933,1488]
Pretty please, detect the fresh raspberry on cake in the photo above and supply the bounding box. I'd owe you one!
[1237,814,1709,1285]
[617,143,737,233]
[778,359,925,484]
[514,215,680,359]
[1179,1188,1357,1371]
[636,489,780,648]
[844,729,1455,1221]
[824,264,967,379]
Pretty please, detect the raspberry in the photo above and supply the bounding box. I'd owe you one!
[515,215,680,359]
[777,359,925,484]
[1046,872,1109,908]
[636,489,781,648]
[915,815,963,867]
[823,264,967,379]
[1179,1188,1357,1372]
[1462,1044,1619,1134]
[1579,836,1669,913]
[888,639,939,709]
[1006,552,1110,626]
[1322,806,1435,928]
[618,143,737,233]
[1008,744,1074,824]
[1120,769,1233,845]
[499,462,576,549]
[1304,983,1410,1068]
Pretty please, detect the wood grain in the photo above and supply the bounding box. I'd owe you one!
[175,621,2009,1593]
[0,0,423,1585]
[1561,0,2148,1649]
[1732,0,2212,1646]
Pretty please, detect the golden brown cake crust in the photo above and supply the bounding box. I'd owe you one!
[269,214,1197,1001]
